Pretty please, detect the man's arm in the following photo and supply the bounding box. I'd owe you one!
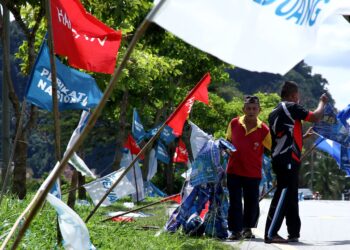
[307,93,328,123]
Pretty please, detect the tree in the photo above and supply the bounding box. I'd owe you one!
[1,0,45,198]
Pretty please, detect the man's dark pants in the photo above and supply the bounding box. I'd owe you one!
[227,173,261,233]
[264,160,301,239]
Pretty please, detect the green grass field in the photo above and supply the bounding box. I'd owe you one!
[0,193,234,250]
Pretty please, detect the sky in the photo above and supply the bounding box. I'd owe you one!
[304,15,350,111]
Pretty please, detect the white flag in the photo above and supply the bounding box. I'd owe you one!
[68,152,96,179]
[65,111,96,179]
[46,194,95,250]
[84,167,135,207]
[120,151,145,201]
[189,121,212,160]
[151,0,350,74]
[147,149,158,181]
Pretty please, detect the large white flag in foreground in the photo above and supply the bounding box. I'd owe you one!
[151,0,350,74]
[46,194,95,250]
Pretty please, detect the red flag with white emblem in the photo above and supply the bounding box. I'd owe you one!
[50,0,122,74]
[166,73,211,136]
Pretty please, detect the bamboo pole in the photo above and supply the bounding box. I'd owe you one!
[101,193,180,222]
[1,1,167,249]
[85,72,210,223]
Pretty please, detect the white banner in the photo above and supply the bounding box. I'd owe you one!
[84,167,135,207]
[151,0,350,74]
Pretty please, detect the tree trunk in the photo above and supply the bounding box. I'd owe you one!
[67,170,78,209]
[112,89,129,170]
[78,172,86,200]
[11,132,27,199]
[165,142,176,194]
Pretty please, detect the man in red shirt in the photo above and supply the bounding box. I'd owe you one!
[226,95,271,240]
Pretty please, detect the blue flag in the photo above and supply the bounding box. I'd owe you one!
[146,124,176,145]
[132,108,146,143]
[25,42,102,111]
[313,103,350,147]
[337,104,350,129]
[155,141,170,164]
[315,136,350,176]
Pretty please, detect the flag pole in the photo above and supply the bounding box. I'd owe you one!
[101,193,180,222]
[2,1,167,249]
[45,0,63,245]
[85,72,210,223]
[131,155,140,204]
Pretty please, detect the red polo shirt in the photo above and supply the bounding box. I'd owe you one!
[226,116,271,178]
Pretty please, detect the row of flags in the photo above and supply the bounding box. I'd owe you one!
[23,0,350,248]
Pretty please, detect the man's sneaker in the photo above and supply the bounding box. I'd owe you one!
[264,234,289,244]
[228,232,242,240]
[288,236,299,242]
[243,228,255,239]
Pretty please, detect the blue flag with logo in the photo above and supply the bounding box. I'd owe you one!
[315,135,350,176]
[313,104,350,147]
[155,141,170,164]
[132,108,146,143]
[146,124,176,145]
[25,42,102,111]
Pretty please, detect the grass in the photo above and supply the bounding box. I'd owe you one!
[0,193,235,250]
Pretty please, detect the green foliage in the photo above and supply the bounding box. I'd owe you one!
[303,151,346,200]
[0,191,233,249]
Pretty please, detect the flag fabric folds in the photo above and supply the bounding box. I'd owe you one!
[84,167,136,207]
[124,134,142,156]
[337,104,350,128]
[132,108,146,143]
[147,149,158,181]
[65,110,96,179]
[50,0,122,74]
[26,43,103,111]
[120,150,145,202]
[46,194,96,250]
[151,0,350,74]
[155,141,170,164]
[313,103,350,147]
[173,139,189,163]
[166,73,211,136]
[315,136,350,176]
[189,121,212,160]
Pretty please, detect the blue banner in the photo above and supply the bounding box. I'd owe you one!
[315,136,350,176]
[25,42,102,111]
[155,141,170,164]
[146,124,176,145]
[132,108,146,144]
[313,103,350,147]
[337,104,350,128]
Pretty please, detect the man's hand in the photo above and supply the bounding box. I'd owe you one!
[320,93,328,103]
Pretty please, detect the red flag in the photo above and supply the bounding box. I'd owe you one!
[173,139,188,163]
[50,0,122,74]
[124,134,141,155]
[166,73,211,136]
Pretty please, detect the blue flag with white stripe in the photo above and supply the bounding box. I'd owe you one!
[155,141,170,164]
[315,136,350,176]
[132,108,146,143]
[146,124,176,145]
[25,42,102,111]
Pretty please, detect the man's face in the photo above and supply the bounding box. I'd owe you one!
[291,92,300,104]
[242,103,260,120]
